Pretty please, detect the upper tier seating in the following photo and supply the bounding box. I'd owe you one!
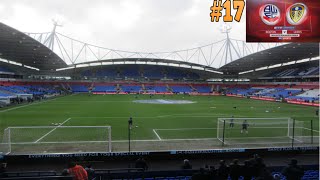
[265,65,319,77]
[0,66,14,73]
[143,67,164,79]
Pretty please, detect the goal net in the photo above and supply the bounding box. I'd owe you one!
[139,90,156,94]
[217,117,305,147]
[1,126,111,155]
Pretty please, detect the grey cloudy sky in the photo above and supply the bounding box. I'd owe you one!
[0,0,246,53]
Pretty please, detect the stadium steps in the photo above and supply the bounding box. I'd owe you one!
[65,83,72,91]
[90,82,94,90]
[293,90,309,97]
[116,84,121,93]
[189,84,196,92]
[210,85,214,92]
[166,84,172,93]
[60,83,67,91]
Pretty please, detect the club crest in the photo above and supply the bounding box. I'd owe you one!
[286,3,308,25]
[260,4,281,26]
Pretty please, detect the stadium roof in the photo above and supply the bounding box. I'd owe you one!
[60,58,223,74]
[219,43,319,73]
[0,22,67,70]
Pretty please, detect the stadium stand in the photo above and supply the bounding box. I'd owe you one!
[287,89,320,102]
[70,84,88,92]
[1,160,318,180]
[170,85,192,93]
[143,66,164,79]
[96,68,118,78]
[73,65,205,80]
[264,65,320,78]
[121,67,141,78]
[0,84,58,96]
[261,88,302,98]
[193,85,211,93]
[121,85,141,92]
[145,85,168,93]
[165,69,186,79]
[92,85,116,92]
[0,67,14,73]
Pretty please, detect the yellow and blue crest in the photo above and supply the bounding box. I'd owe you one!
[287,3,308,25]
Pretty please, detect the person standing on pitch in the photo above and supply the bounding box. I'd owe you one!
[230,116,235,128]
[128,117,133,130]
[241,120,249,134]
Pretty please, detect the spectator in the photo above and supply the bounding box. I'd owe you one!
[207,165,217,179]
[61,169,69,176]
[229,159,241,180]
[191,168,211,180]
[242,160,253,180]
[84,164,95,180]
[0,163,7,178]
[257,168,274,180]
[217,160,229,180]
[252,157,267,178]
[135,157,148,171]
[181,159,192,170]
[282,159,304,180]
[67,162,88,180]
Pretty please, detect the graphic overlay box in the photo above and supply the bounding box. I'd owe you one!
[246,0,320,42]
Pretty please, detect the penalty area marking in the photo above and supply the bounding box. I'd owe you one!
[34,118,71,143]
[153,129,162,140]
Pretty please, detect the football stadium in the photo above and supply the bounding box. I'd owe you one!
[0,1,319,179]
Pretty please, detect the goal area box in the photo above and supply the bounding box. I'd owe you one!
[217,117,306,146]
[1,126,112,155]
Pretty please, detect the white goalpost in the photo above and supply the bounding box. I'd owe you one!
[139,90,156,94]
[217,117,305,146]
[1,126,112,155]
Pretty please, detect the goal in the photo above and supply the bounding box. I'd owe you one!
[217,117,304,146]
[1,126,112,155]
[139,90,156,94]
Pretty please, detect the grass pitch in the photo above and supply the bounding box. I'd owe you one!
[0,94,319,153]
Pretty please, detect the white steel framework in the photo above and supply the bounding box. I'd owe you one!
[24,23,285,69]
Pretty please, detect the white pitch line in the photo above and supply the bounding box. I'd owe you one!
[156,128,216,131]
[0,95,73,113]
[288,137,304,143]
[155,127,290,131]
[153,129,162,140]
[303,127,320,133]
[71,115,230,119]
[0,99,55,113]
[34,118,71,143]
